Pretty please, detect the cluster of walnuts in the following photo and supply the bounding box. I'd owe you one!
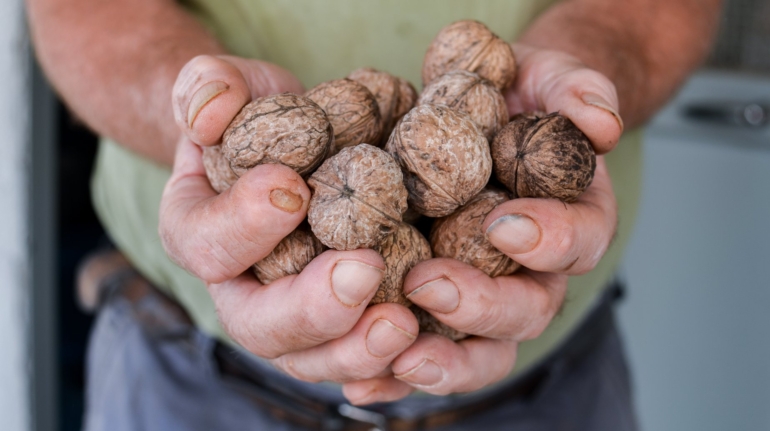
[203,20,596,340]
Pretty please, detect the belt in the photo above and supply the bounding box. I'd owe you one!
[108,270,621,431]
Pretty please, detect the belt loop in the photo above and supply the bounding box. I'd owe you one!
[338,404,389,431]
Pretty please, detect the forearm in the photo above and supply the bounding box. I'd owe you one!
[520,0,723,128]
[27,0,225,165]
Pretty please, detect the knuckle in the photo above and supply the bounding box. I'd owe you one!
[329,348,382,381]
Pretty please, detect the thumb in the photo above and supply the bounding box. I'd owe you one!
[159,138,310,284]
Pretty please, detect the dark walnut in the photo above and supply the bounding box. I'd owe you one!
[306,79,383,154]
[386,104,491,218]
[221,93,331,177]
[252,229,325,284]
[431,188,520,277]
[307,144,408,250]
[202,145,239,193]
[418,70,508,141]
[372,223,432,307]
[347,68,418,145]
[491,112,596,202]
[412,306,467,341]
[422,20,517,91]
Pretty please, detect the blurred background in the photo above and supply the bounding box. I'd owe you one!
[0,0,768,430]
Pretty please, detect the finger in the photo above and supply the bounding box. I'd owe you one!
[271,303,418,383]
[507,44,623,154]
[342,377,415,406]
[172,55,304,146]
[404,259,567,341]
[159,138,309,283]
[392,334,518,396]
[210,249,386,359]
[484,157,617,275]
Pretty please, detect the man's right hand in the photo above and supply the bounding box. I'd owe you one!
[159,56,418,402]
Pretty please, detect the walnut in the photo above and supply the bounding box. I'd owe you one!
[371,223,432,307]
[491,112,596,202]
[422,20,517,91]
[386,104,492,218]
[431,188,520,277]
[418,70,508,141]
[307,144,408,250]
[221,93,331,177]
[202,145,239,193]
[347,68,418,144]
[306,79,383,154]
[252,228,325,284]
[412,306,467,341]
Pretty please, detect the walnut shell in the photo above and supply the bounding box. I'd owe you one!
[422,20,517,91]
[418,70,508,141]
[412,306,467,341]
[202,145,239,193]
[491,112,596,202]
[306,79,383,154]
[347,68,418,144]
[431,188,520,277]
[252,229,325,284]
[371,223,432,306]
[307,144,408,250]
[386,104,492,218]
[221,93,331,177]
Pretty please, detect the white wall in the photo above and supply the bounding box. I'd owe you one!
[0,0,30,430]
[618,71,770,431]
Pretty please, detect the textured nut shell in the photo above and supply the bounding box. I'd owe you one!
[222,93,331,177]
[431,188,520,277]
[422,20,517,90]
[307,144,408,250]
[418,70,508,141]
[347,68,418,143]
[306,79,383,154]
[372,223,432,306]
[202,145,239,193]
[386,104,492,218]
[491,113,596,202]
[412,306,467,341]
[252,229,324,284]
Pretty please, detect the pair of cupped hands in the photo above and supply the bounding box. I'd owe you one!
[159,44,623,405]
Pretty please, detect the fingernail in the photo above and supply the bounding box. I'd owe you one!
[187,81,229,128]
[366,319,416,358]
[331,260,384,307]
[406,278,459,314]
[396,359,443,387]
[581,92,624,131]
[269,188,304,213]
[486,214,540,255]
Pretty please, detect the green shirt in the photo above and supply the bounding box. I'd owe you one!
[92,0,643,378]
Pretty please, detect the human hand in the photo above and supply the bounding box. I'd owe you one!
[160,56,418,393]
[341,43,621,404]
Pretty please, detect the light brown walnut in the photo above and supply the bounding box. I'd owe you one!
[221,93,331,177]
[491,112,596,202]
[307,144,408,250]
[347,68,418,145]
[372,223,432,307]
[306,79,383,154]
[418,70,508,141]
[202,144,239,193]
[252,229,325,284]
[386,104,491,218]
[412,306,467,341]
[422,20,517,91]
[431,188,520,277]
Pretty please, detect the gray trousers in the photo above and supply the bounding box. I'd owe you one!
[83,289,639,431]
